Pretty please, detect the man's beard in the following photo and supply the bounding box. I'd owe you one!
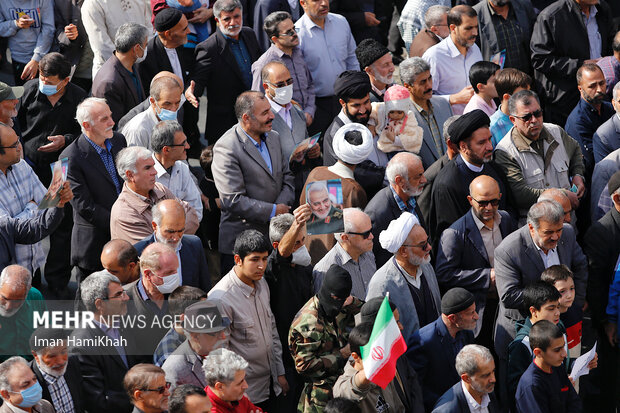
[38,359,68,378]
[345,106,369,125]
[155,231,181,250]
[408,252,431,267]
[372,68,393,86]
[220,25,241,37]
[490,0,510,6]
[313,206,330,219]
[584,92,606,106]
[403,182,423,197]
[471,378,494,395]
[0,302,22,318]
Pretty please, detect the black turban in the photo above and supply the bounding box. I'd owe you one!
[447,109,490,145]
[441,287,475,315]
[356,39,390,69]
[334,71,371,100]
[318,265,352,319]
[154,8,183,32]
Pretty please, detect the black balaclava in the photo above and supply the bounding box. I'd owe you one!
[318,264,352,319]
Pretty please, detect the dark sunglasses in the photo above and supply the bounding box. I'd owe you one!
[142,382,171,394]
[402,239,431,250]
[167,139,188,147]
[268,78,294,88]
[346,228,373,239]
[512,109,542,122]
[471,197,500,207]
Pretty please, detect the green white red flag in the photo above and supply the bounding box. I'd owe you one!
[360,295,407,389]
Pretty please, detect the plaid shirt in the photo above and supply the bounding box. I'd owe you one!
[490,108,513,147]
[398,0,450,50]
[153,327,185,366]
[0,159,47,272]
[390,185,418,215]
[598,183,613,219]
[488,2,530,73]
[84,136,121,194]
[41,370,75,413]
[597,56,620,100]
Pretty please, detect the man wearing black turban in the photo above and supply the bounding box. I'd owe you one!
[428,109,512,246]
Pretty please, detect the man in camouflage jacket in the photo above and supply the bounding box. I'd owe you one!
[288,264,363,413]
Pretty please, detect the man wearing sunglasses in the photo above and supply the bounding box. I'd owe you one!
[124,364,170,413]
[495,89,585,223]
[436,175,516,347]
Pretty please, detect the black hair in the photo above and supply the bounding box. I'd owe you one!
[168,286,208,317]
[541,264,574,285]
[233,229,271,261]
[349,322,373,356]
[469,61,500,93]
[39,52,72,79]
[523,281,561,314]
[494,68,532,97]
[447,5,477,27]
[168,384,206,413]
[344,130,363,146]
[529,319,563,352]
[263,11,292,42]
[325,398,362,413]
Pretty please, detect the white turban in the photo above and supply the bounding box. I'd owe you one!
[379,212,420,253]
[332,123,373,165]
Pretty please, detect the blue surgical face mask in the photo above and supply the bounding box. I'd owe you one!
[38,80,61,96]
[15,381,43,408]
[153,99,178,121]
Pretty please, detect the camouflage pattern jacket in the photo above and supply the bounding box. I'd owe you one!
[288,295,363,413]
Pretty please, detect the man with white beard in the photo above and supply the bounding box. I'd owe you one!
[365,152,428,267]
[29,328,84,413]
[306,181,344,235]
[366,211,442,343]
[134,200,211,292]
[0,265,46,362]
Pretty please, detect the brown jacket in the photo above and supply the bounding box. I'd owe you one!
[409,29,440,57]
[0,400,55,413]
[110,182,199,244]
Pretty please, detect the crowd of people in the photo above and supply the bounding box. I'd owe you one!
[0,0,619,412]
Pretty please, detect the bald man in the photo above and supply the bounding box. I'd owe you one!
[538,188,573,225]
[435,175,516,344]
[100,239,140,284]
[134,199,211,291]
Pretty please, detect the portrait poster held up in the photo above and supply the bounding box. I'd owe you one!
[38,158,68,209]
[305,179,344,235]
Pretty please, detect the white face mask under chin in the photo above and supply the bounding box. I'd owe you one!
[291,245,312,266]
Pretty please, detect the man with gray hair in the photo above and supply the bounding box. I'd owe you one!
[400,57,454,169]
[110,146,199,244]
[313,208,376,300]
[365,152,427,267]
[71,270,135,413]
[433,344,500,413]
[149,121,202,220]
[121,77,184,149]
[60,97,127,281]
[0,265,46,362]
[0,356,54,413]
[185,0,262,141]
[92,23,150,125]
[211,90,294,274]
[493,200,587,361]
[594,81,620,163]
[409,5,450,57]
[538,188,573,225]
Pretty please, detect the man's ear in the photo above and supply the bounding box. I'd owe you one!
[532,347,543,358]
[234,254,242,266]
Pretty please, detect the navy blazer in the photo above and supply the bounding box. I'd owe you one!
[593,111,620,163]
[408,317,475,411]
[134,234,211,292]
[365,186,426,268]
[432,381,500,413]
[436,209,516,312]
[60,133,126,269]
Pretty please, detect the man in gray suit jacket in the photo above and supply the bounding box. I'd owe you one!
[494,200,587,359]
[400,57,454,169]
[593,86,620,163]
[212,91,295,274]
[162,301,228,390]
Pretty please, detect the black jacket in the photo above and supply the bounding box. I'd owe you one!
[328,0,387,44]
[30,356,84,413]
[530,0,614,124]
[137,35,195,95]
[52,0,88,66]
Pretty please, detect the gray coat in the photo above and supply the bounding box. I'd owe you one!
[162,339,206,390]
[493,224,588,357]
[366,258,441,342]
[593,113,620,163]
[212,124,295,254]
[590,147,620,221]
[409,97,453,169]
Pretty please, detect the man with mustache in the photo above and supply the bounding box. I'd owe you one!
[494,90,585,223]
[422,5,482,115]
[473,0,535,75]
[29,328,84,413]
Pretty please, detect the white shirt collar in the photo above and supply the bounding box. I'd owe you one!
[327,161,355,180]
[152,154,172,178]
[338,109,352,125]
[267,94,292,115]
[461,381,490,412]
[461,156,484,172]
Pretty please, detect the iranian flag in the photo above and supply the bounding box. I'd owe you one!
[360,296,407,389]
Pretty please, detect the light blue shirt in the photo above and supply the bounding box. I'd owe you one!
[582,5,602,59]
[241,129,277,218]
[295,13,359,97]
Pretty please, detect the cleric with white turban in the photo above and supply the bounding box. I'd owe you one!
[379,211,420,253]
[332,123,374,165]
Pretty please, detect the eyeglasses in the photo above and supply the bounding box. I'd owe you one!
[167,139,188,147]
[512,109,543,122]
[402,239,431,250]
[0,139,20,149]
[346,228,373,239]
[268,78,294,88]
[278,28,297,37]
[471,197,500,207]
[142,382,171,394]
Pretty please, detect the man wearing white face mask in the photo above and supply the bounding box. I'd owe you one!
[312,208,376,300]
[262,61,322,203]
[265,204,314,413]
[122,76,184,149]
[134,199,211,292]
[0,357,53,413]
[124,242,180,355]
